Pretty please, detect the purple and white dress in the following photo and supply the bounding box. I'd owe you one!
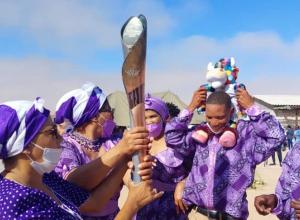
[272,142,300,219]
[165,105,285,219]
[55,132,121,220]
[0,171,89,219]
[136,147,190,220]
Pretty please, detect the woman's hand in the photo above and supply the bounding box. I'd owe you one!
[174,179,188,214]
[118,127,150,156]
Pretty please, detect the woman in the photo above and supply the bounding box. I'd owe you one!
[54,83,134,219]
[135,94,190,220]
[0,98,162,219]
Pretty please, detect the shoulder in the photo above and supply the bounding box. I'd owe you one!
[0,177,54,215]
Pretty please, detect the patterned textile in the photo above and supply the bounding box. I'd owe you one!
[272,142,300,219]
[165,105,285,219]
[0,98,49,159]
[0,171,88,219]
[136,147,189,220]
[55,132,121,219]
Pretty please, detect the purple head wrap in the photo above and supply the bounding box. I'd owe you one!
[144,94,169,121]
[0,98,50,159]
[55,82,107,129]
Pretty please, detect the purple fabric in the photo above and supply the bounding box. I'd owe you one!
[55,132,121,218]
[75,90,101,127]
[0,99,49,159]
[0,105,20,158]
[0,171,88,219]
[136,147,189,220]
[55,84,105,128]
[24,105,50,151]
[55,97,77,125]
[145,94,169,121]
[165,105,285,219]
[271,143,300,219]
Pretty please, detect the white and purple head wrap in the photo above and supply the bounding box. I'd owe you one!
[55,82,107,129]
[144,94,169,122]
[0,98,50,159]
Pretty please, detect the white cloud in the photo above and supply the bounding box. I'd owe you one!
[0,57,124,110]
[0,0,177,51]
[2,31,300,112]
[147,31,300,102]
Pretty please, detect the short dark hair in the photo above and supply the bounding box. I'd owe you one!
[166,102,180,118]
[206,91,232,110]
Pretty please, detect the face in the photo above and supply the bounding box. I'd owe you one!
[94,101,113,137]
[145,110,161,125]
[205,104,232,133]
[24,117,62,162]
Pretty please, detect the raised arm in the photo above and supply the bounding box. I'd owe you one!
[236,88,285,164]
[165,88,206,157]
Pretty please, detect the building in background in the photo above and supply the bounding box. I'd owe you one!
[254,95,300,128]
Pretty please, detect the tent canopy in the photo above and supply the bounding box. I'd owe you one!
[107,90,204,126]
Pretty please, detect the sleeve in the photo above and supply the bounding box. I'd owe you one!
[54,141,82,179]
[152,148,190,183]
[243,105,285,164]
[272,144,300,219]
[164,109,197,158]
[45,172,89,207]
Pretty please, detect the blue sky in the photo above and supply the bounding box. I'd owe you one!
[1,0,300,109]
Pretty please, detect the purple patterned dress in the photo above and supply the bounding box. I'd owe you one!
[165,105,285,219]
[136,147,190,220]
[0,171,88,219]
[55,132,121,220]
[272,142,300,219]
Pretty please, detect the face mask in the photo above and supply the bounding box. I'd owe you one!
[98,119,116,138]
[207,123,226,134]
[27,143,62,175]
[146,120,163,138]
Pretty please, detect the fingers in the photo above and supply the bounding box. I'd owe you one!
[152,191,164,200]
[178,200,187,214]
[292,200,300,210]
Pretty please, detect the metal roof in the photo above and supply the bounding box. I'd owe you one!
[254,95,300,107]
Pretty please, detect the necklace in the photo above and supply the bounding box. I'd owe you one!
[67,132,103,152]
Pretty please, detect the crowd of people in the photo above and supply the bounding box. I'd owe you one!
[1,77,300,220]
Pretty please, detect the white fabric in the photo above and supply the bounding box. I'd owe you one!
[56,82,106,126]
[4,99,46,158]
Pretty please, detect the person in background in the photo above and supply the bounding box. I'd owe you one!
[286,125,294,150]
[294,125,300,145]
[255,142,300,219]
[271,144,283,166]
[166,102,181,119]
[135,95,190,220]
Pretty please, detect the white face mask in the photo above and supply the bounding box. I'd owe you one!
[27,142,62,175]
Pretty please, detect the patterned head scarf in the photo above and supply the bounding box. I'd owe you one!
[55,82,107,129]
[0,98,50,159]
[144,94,169,121]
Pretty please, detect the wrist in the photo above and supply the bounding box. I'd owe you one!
[187,105,196,113]
[124,196,139,213]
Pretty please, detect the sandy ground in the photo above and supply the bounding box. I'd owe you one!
[0,151,285,220]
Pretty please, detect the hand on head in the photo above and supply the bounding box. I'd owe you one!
[254,194,277,215]
[188,87,207,112]
[236,87,254,110]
